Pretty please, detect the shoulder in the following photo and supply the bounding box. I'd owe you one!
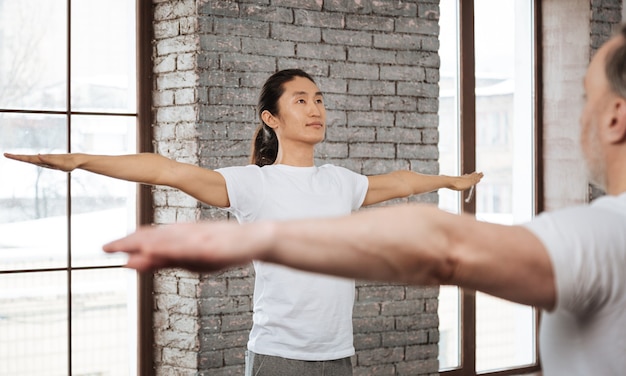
[525,194,626,314]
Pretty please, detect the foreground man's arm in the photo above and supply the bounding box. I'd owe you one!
[103,203,555,310]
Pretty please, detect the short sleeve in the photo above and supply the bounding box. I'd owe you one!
[323,165,369,211]
[215,165,264,222]
[524,201,626,317]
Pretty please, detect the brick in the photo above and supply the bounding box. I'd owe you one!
[381,300,426,316]
[200,296,252,314]
[297,42,347,61]
[208,87,258,105]
[198,350,224,369]
[324,93,371,111]
[395,112,438,128]
[213,18,270,38]
[357,347,405,366]
[382,330,429,347]
[398,144,439,160]
[170,313,199,333]
[155,328,199,350]
[345,15,395,32]
[395,358,439,375]
[380,65,426,81]
[347,110,394,127]
[242,4,293,22]
[377,127,421,143]
[396,313,439,330]
[198,1,239,17]
[322,29,373,47]
[220,53,276,72]
[272,0,323,11]
[163,348,198,368]
[324,0,372,14]
[372,0,418,16]
[372,96,418,112]
[156,105,197,122]
[223,347,245,365]
[358,285,406,301]
[315,141,349,159]
[374,34,423,50]
[294,9,344,28]
[350,142,396,159]
[348,47,396,64]
[174,88,196,105]
[157,71,198,90]
[242,37,295,57]
[396,50,439,68]
[354,332,382,350]
[199,35,241,52]
[200,331,249,350]
[220,313,253,333]
[155,19,181,39]
[353,301,382,317]
[156,35,198,55]
[395,17,439,36]
[227,277,254,296]
[397,81,439,100]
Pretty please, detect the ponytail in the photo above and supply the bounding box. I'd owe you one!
[250,123,278,167]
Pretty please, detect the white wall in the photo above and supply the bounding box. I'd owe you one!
[542,0,590,210]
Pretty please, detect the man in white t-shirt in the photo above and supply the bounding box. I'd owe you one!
[105,24,626,375]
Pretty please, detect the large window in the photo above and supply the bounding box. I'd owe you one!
[438,0,541,374]
[0,1,151,374]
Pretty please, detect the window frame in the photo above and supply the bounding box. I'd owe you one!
[440,0,543,375]
[136,1,154,375]
[0,1,153,374]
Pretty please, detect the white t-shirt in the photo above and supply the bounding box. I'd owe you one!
[217,164,369,360]
[524,193,626,375]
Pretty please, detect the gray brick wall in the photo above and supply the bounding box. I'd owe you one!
[152,0,441,375]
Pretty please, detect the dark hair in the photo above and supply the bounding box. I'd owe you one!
[250,69,317,166]
[605,24,626,99]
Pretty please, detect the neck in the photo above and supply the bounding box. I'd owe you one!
[274,141,316,167]
[604,148,626,195]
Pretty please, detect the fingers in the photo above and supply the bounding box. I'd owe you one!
[103,230,151,255]
[4,153,64,170]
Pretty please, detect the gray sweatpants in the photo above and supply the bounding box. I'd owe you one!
[245,351,353,376]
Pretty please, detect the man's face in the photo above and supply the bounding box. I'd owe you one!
[580,37,621,189]
[272,76,326,145]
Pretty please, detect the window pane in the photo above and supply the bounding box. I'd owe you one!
[71,268,137,375]
[0,0,67,111]
[0,114,68,271]
[474,0,536,372]
[71,0,137,113]
[0,271,69,375]
[70,115,137,267]
[438,0,462,370]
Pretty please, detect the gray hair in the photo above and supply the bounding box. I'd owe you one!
[605,24,626,99]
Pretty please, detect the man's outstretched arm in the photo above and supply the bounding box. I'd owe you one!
[104,203,555,310]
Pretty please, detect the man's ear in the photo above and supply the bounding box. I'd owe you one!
[608,97,626,144]
[261,110,279,130]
